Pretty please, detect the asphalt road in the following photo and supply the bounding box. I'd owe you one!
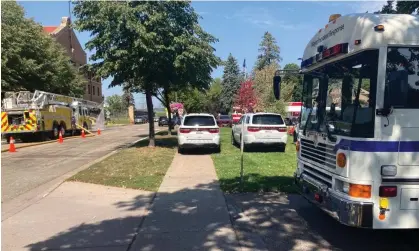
[226,193,419,251]
[1,124,156,203]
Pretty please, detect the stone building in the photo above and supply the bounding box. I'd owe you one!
[43,17,103,103]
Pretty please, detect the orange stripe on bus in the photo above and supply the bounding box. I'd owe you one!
[2,121,8,128]
[1,113,7,120]
[24,125,32,130]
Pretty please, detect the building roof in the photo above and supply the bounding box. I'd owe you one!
[43,26,59,34]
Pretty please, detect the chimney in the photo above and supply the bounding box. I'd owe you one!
[61,17,71,27]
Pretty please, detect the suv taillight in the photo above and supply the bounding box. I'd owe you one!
[278,127,287,132]
[179,128,191,133]
[208,128,219,133]
[248,127,260,132]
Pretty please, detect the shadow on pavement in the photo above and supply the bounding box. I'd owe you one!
[23,183,419,251]
[226,193,419,251]
[25,182,240,251]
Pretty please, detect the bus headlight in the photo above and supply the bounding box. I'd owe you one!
[381,165,397,177]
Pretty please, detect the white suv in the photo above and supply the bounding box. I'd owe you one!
[231,112,288,152]
[177,113,221,153]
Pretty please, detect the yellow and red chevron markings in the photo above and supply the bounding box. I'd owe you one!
[1,111,36,133]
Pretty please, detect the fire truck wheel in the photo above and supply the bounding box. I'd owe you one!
[59,125,66,137]
[52,125,59,139]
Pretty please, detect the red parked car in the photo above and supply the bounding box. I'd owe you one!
[217,115,232,127]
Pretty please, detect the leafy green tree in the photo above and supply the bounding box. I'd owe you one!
[283,63,302,102]
[73,1,219,146]
[172,88,206,113]
[376,1,418,14]
[253,62,286,115]
[1,1,85,96]
[220,54,241,113]
[254,31,282,71]
[205,78,222,115]
[105,94,125,115]
[122,86,135,110]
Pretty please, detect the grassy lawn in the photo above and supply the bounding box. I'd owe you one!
[212,128,297,193]
[106,117,131,126]
[69,132,177,191]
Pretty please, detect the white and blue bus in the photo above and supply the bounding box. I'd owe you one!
[274,13,419,229]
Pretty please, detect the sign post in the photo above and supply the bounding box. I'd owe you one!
[239,117,245,192]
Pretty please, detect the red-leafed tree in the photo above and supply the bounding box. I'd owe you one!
[234,79,257,113]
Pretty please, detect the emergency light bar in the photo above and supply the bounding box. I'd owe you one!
[301,43,349,68]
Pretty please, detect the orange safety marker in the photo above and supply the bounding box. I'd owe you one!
[97,128,101,135]
[9,136,16,152]
[81,129,86,138]
[58,132,64,143]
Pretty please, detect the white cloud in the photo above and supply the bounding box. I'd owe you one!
[225,7,309,30]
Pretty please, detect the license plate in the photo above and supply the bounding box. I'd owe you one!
[264,130,272,133]
[196,131,203,134]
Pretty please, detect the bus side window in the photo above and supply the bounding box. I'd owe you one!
[385,47,419,108]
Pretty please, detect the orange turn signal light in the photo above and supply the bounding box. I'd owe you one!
[349,184,371,199]
[336,152,346,168]
[296,140,300,152]
[374,25,385,31]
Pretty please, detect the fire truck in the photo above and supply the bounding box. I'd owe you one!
[231,106,243,124]
[273,13,419,229]
[1,90,102,142]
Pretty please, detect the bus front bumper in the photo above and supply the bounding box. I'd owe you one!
[294,172,373,228]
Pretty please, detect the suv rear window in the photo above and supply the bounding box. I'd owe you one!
[252,115,284,125]
[184,116,215,126]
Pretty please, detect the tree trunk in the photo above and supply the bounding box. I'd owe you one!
[145,89,155,147]
[164,90,173,134]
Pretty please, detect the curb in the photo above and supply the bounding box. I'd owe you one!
[2,130,162,221]
[1,134,96,152]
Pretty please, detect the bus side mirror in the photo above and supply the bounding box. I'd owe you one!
[273,75,282,100]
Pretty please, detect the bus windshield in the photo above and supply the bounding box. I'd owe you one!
[301,49,378,139]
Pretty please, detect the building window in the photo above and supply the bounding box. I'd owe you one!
[97,87,100,96]
[88,85,91,94]
[93,85,95,95]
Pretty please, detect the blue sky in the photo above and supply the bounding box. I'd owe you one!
[19,1,386,107]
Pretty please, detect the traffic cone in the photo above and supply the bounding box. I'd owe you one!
[9,137,16,153]
[58,132,63,143]
[81,129,86,138]
[97,128,101,135]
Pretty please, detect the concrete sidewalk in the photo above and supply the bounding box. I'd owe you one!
[131,154,241,251]
[2,182,154,251]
